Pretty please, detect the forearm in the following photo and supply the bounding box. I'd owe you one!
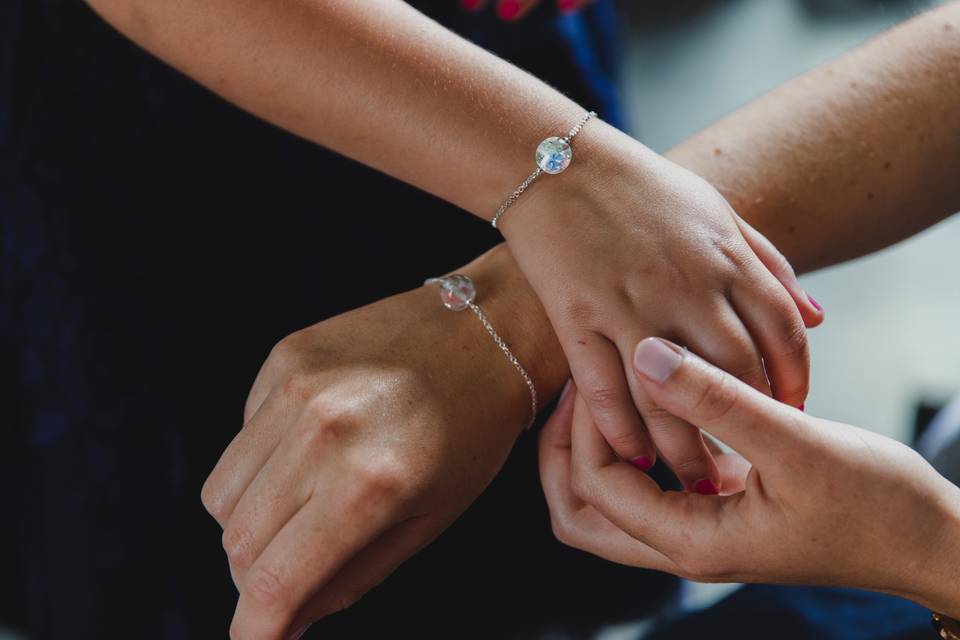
[668,1,960,274]
[85,0,586,222]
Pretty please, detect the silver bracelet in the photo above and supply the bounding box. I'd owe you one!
[491,110,597,230]
[425,274,538,429]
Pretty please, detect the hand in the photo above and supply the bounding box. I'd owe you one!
[201,248,566,639]
[460,0,593,21]
[540,337,960,618]
[506,121,824,492]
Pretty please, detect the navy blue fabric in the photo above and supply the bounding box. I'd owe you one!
[648,585,932,640]
[0,2,677,639]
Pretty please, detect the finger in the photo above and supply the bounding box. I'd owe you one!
[221,434,314,585]
[632,337,801,461]
[230,486,401,640]
[734,215,824,329]
[497,0,539,21]
[680,306,771,397]
[730,270,810,407]
[618,328,722,493]
[566,332,656,467]
[556,0,593,14]
[201,390,291,527]
[538,391,676,571]
[703,436,752,495]
[286,515,442,634]
[570,393,726,558]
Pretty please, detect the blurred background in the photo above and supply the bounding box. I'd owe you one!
[3,1,957,639]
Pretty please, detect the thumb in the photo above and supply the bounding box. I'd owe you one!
[631,337,798,461]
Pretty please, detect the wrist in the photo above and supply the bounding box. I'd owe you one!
[496,119,661,245]
[904,482,960,619]
[457,245,568,425]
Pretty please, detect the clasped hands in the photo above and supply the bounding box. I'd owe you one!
[201,126,957,639]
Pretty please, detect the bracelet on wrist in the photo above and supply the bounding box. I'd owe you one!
[933,612,960,639]
[425,274,538,429]
[491,110,597,230]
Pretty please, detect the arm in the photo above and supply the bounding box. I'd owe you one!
[669,1,960,274]
[541,338,960,619]
[87,0,818,488]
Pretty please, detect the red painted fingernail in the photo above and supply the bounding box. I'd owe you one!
[557,0,577,13]
[630,456,653,472]
[806,293,823,312]
[461,0,482,10]
[498,0,521,20]
[694,478,719,495]
[798,403,805,412]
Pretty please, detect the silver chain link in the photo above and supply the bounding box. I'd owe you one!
[491,110,597,229]
[466,301,538,429]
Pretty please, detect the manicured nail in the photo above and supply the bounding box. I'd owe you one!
[798,403,805,412]
[630,456,653,471]
[460,0,482,10]
[693,478,719,495]
[498,0,521,20]
[287,625,310,640]
[806,292,823,312]
[557,0,577,13]
[558,379,572,403]
[633,337,683,383]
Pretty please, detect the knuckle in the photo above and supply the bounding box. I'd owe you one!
[692,369,739,424]
[583,384,626,412]
[357,455,411,500]
[670,450,709,475]
[244,564,290,610]
[550,515,579,549]
[222,524,257,569]
[772,249,797,280]
[201,477,227,521]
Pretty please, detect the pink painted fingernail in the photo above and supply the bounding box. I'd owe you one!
[798,403,805,412]
[694,478,719,495]
[633,338,683,383]
[630,456,653,471]
[806,292,823,312]
[461,0,482,10]
[498,0,521,20]
[557,0,577,13]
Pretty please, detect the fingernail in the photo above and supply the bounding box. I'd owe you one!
[798,403,805,412]
[557,0,577,13]
[287,625,310,640]
[633,338,683,383]
[461,0,482,10]
[558,379,572,403]
[630,456,653,471]
[806,292,823,312]
[498,0,521,20]
[693,478,719,495]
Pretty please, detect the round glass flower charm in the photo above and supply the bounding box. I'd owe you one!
[429,274,476,311]
[535,136,573,174]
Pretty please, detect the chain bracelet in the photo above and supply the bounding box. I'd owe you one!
[425,274,538,429]
[491,110,597,230]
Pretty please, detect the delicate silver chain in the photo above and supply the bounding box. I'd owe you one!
[491,110,597,230]
[466,301,538,429]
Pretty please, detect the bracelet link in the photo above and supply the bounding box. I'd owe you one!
[425,274,538,429]
[491,110,597,229]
